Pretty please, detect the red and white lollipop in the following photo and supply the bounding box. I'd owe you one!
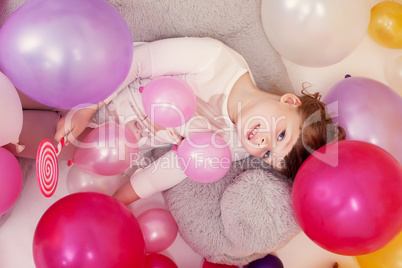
[36,137,65,197]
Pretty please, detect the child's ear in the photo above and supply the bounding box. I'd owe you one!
[280,93,302,107]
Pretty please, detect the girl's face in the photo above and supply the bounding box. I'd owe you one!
[235,93,302,169]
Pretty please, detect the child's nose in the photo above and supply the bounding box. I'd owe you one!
[258,137,269,148]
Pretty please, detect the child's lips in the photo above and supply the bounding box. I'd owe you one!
[247,124,260,141]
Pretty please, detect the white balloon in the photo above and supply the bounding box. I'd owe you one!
[0,72,23,146]
[66,165,125,196]
[261,0,370,67]
[385,55,402,96]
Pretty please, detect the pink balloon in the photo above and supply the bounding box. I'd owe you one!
[323,76,402,164]
[145,254,178,268]
[0,0,133,109]
[74,123,138,176]
[177,132,232,183]
[141,76,196,127]
[137,208,178,253]
[66,165,123,196]
[33,192,146,267]
[292,140,402,256]
[0,72,22,146]
[0,147,23,215]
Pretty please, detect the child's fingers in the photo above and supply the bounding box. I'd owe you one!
[54,117,73,144]
[66,129,80,146]
[54,117,67,142]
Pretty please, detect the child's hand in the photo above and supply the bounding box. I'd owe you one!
[54,104,99,145]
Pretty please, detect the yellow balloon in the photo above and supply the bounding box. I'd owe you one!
[356,232,402,268]
[368,1,402,48]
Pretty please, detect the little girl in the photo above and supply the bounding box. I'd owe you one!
[11,37,345,205]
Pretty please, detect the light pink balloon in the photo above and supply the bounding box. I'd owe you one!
[0,147,23,215]
[137,208,178,253]
[66,165,124,196]
[74,123,138,176]
[141,76,196,127]
[177,132,232,183]
[0,72,22,146]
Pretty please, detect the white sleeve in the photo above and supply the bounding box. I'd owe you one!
[104,37,224,103]
[129,150,187,198]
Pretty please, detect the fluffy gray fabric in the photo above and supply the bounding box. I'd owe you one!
[162,156,300,265]
[1,0,300,265]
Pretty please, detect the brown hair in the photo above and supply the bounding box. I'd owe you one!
[282,88,346,180]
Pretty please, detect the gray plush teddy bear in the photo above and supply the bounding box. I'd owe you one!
[1,0,300,265]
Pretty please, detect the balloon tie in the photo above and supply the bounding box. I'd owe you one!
[11,140,25,153]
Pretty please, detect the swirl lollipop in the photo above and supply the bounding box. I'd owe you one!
[36,139,61,197]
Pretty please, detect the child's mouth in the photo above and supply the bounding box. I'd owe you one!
[247,124,260,140]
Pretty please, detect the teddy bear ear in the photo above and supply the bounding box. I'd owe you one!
[220,169,300,254]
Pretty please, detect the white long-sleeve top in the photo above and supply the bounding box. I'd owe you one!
[96,37,252,198]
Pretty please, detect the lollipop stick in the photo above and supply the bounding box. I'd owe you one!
[55,135,67,156]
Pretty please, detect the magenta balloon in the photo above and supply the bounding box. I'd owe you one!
[145,254,178,268]
[33,192,146,267]
[177,132,232,183]
[0,0,133,109]
[74,123,138,176]
[0,147,23,215]
[142,77,196,127]
[323,76,402,164]
[292,140,402,256]
[137,209,178,253]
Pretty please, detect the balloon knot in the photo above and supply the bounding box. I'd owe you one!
[15,144,25,153]
[345,74,351,78]
[171,145,178,151]
[139,86,144,93]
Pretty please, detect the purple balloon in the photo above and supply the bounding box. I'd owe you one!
[141,76,197,127]
[323,76,402,164]
[248,254,284,268]
[177,132,232,183]
[0,0,133,109]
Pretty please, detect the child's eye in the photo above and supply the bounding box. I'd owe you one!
[278,131,286,141]
[264,150,271,159]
